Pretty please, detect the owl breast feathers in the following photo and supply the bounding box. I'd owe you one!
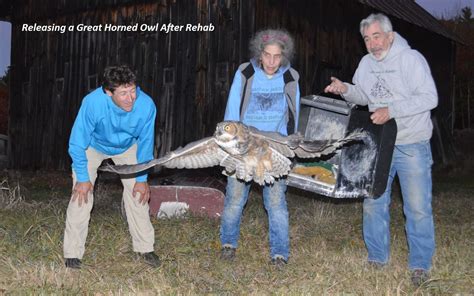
[100,121,367,185]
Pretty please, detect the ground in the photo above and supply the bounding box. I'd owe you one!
[0,131,473,294]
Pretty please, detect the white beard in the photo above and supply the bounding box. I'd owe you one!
[370,48,389,61]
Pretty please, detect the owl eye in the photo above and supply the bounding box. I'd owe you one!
[224,125,231,131]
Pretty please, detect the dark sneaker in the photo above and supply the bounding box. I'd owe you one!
[271,256,288,269]
[65,258,82,269]
[411,269,430,286]
[139,252,161,268]
[368,261,386,269]
[220,246,236,261]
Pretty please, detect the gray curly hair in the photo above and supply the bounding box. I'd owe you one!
[360,13,393,36]
[249,29,295,67]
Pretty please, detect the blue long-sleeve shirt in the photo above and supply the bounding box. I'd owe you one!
[68,87,156,182]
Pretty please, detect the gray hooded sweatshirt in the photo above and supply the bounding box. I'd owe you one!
[343,32,438,145]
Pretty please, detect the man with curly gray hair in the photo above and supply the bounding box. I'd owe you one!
[220,29,300,267]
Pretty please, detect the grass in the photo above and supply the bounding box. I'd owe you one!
[0,166,473,295]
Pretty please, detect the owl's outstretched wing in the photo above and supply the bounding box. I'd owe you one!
[99,137,231,175]
[246,126,303,158]
[246,125,367,159]
[293,129,368,158]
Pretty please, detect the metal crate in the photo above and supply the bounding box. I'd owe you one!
[287,95,397,199]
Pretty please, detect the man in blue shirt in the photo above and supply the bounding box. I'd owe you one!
[64,65,160,269]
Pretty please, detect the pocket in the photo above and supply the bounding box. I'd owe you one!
[410,141,432,167]
[397,141,433,168]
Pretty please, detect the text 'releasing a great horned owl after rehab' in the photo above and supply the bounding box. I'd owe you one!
[100,121,367,185]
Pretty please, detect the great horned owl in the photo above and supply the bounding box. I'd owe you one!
[100,121,366,185]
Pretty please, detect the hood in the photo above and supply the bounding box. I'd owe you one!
[370,32,410,62]
[250,58,291,78]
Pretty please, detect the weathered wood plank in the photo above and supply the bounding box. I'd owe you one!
[6,0,456,170]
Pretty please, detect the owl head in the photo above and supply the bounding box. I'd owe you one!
[214,121,250,144]
[215,121,238,139]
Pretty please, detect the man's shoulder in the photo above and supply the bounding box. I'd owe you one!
[400,48,426,60]
[359,54,373,65]
[82,87,108,106]
[133,91,156,121]
[398,48,429,69]
[136,89,156,111]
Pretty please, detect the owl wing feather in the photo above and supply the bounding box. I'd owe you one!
[246,126,302,158]
[268,147,293,177]
[293,129,368,158]
[162,138,224,169]
[99,137,226,174]
[246,125,367,159]
[219,154,241,174]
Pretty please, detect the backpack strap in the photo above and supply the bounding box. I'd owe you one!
[241,62,255,79]
[239,63,255,120]
[283,69,295,84]
[284,68,298,134]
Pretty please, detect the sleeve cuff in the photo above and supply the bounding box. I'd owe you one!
[136,175,148,183]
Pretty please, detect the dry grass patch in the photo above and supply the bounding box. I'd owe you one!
[0,170,473,295]
[0,178,24,209]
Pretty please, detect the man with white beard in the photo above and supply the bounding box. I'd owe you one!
[324,13,438,287]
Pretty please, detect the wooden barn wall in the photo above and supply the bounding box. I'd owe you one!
[8,0,455,170]
[0,84,8,134]
[8,0,255,170]
[255,0,367,96]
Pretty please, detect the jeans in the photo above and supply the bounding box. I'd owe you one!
[220,176,290,260]
[363,140,435,270]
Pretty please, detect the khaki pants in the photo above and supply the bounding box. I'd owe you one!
[63,144,155,259]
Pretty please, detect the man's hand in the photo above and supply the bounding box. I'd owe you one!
[370,107,390,125]
[324,77,348,95]
[72,181,93,207]
[133,181,150,204]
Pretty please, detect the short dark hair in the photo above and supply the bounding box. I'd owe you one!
[102,65,136,92]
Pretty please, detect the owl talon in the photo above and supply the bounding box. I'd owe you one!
[222,169,235,177]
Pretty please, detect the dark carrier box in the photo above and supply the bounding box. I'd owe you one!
[286,95,397,199]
